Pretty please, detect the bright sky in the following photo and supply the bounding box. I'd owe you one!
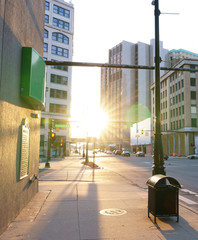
[70,0,198,137]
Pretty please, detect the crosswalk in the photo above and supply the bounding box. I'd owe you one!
[180,188,198,205]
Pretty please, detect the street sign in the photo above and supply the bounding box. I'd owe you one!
[55,124,70,128]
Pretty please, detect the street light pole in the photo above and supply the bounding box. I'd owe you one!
[152,0,166,175]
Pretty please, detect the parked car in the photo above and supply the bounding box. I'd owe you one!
[187,153,198,159]
[136,151,145,157]
[121,151,130,157]
[106,150,112,154]
[115,150,122,155]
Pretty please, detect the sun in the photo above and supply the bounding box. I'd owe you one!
[83,109,108,137]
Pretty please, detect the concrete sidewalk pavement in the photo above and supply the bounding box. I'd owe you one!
[0,156,198,240]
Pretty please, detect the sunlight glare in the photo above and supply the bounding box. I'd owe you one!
[83,109,108,138]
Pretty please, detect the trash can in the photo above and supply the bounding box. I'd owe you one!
[146,174,181,223]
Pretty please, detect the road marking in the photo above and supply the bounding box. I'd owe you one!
[179,195,197,205]
[181,189,197,195]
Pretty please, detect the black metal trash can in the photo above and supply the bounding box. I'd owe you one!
[146,174,181,223]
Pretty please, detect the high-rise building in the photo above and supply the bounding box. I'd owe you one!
[168,49,198,67]
[151,58,198,156]
[41,0,74,157]
[100,40,168,151]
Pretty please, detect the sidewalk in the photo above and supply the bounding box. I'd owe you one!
[0,156,198,240]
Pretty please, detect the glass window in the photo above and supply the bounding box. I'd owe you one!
[191,118,197,127]
[182,92,184,101]
[51,45,69,57]
[51,74,68,85]
[45,14,49,23]
[190,78,196,86]
[44,29,48,38]
[191,91,196,100]
[179,107,181,115]
[40,118,45,128]
[191,105,197,114]
[53,17,69,30]
[45,1,50,10]
[52,32,69,44]
[53,4,70,18]
[181,79,184,88]
[182,106,184,114]
[43,43,48,52]
[50,103,67,114]
[40,135,44,148]
[190,65,195,73]
[50,88,67,99]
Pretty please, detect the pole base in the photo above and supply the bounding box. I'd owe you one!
[45,162,51,168]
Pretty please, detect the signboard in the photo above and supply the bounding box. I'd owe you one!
[130,118,152,145]
[20,124,30,179]
[55,124,70,128]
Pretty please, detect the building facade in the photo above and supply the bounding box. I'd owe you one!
[151,58,198,156]
[0,0,45,234]
[100,40,168,152]
[41,0,74,157]
[168,49,198,67]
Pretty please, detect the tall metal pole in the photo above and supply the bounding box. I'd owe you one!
[152,0,166,175]
[45,133,51,168]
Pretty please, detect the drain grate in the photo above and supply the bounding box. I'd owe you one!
[100,208,127,216]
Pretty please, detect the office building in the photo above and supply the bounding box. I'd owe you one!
[41,0,74,157]
[168,49,198,67]
[151,58,198,156]
[100,40,168,151]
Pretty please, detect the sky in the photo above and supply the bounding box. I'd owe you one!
[69,0,198,136]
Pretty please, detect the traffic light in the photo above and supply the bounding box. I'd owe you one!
[49,131,56,141]
[141,130,144,134]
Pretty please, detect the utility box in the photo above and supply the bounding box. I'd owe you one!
[146,174,181,223]
[20,47,46,109]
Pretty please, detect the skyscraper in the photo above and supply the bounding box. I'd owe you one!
[101,39,168,150]
[41,0,74,157]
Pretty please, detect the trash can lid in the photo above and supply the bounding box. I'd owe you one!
[146,174,181,188]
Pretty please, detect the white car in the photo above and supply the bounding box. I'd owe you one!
[187,153,198,159]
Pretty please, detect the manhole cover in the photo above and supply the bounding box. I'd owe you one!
[100,208,127,216]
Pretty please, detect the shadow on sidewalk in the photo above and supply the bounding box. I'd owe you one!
[31,162,100,239]
[149,215,198,239]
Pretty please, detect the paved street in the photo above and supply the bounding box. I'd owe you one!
[0,154,198,240]
[96,153,198,212]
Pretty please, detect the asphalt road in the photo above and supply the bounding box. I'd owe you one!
[92,152,198,213]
